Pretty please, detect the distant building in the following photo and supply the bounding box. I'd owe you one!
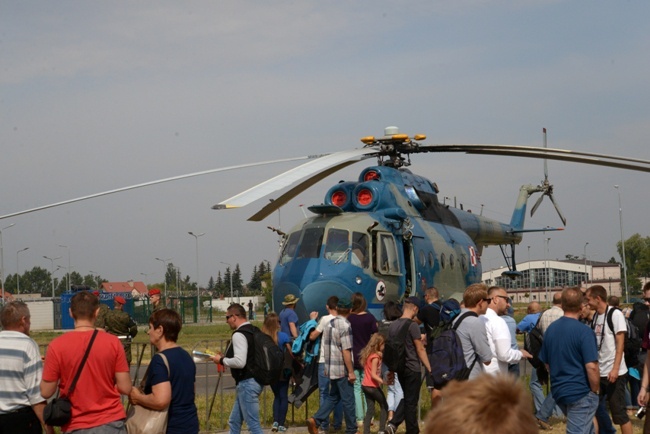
[482,259,622,304]
[100,281,148,299]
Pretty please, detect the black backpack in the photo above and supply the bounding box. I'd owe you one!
[524,314,545,370]
[604,308,642,368]
[240,326,285,385]
[383,319,412,372]
[429,311,477,388]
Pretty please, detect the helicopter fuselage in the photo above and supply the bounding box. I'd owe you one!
[272,165,527,322]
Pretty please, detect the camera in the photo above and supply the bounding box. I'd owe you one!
[636,407,646,419]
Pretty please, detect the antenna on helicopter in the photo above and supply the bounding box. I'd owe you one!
[530,128,567,226]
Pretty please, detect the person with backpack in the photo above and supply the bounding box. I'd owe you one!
[384,297,432,434]
[586,285,633,434]
[451,283,492,380]
[211,303,265,434]
[261,312,293,433]
[307,298,357,434]
[517,302,544,413]
[416,287,443,408]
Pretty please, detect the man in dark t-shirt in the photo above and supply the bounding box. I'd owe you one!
[416,287,442,408]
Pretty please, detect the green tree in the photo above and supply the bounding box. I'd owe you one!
[208,276,215,291]
[22,266,51,296]
[617,233,650,294]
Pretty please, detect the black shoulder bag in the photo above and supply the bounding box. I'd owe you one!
[44,329,99,426]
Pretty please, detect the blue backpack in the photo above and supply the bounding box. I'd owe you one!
[429,299,462,340]
[428,311,477,388]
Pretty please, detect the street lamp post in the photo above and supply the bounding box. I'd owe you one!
[220,261,233,304]
[545,238,551,307]
[44,256,61,298]
[16,247,29,294]
[188,232,205,321]
[0,223,15,304]
[58,245,71,292]
[155,257,172,300]
[614,185,629,303]
[583,242,590,289]
[140,272,150,286]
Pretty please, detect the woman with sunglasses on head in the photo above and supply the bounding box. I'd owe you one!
[129,309,199,434]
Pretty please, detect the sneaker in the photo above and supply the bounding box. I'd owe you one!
[278,426,287,432]
[385,423,396,434]
[318,429,327,434]
[272,422,279,432]
[307,417,319,434]
[536,418,551,430]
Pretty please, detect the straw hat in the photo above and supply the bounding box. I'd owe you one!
[282,294,300,305]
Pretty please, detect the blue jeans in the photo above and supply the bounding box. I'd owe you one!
[271,379,290,426]
[229,377,263,434]
[313,376,357,434]
[594,397,616,434]
[536,388,564,421]
[318,362,343,430]
[354,368,366,423]
[529,369,545,413]
[558,391,599,434]
[387,372,403,412]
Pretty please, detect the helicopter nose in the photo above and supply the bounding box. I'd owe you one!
[300,281,354,315]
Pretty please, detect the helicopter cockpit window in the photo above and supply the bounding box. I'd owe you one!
[376,233,400,275]
[280,231,301,265]
[351,231,368,268]
[324,228,349,262]
[297,227,324,259]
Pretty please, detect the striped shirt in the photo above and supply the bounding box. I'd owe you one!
[0,331,44,413]
[322,316,353,380]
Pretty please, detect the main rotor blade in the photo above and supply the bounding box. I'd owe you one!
[213,148,377,211]
[247,160,362,222]
[548,193,567,226]
[416,144,650,172]
[0,156,313,220]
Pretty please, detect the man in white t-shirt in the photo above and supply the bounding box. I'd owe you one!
[309,296,342,433]
[586,285,632,434]
[482,287,531,375]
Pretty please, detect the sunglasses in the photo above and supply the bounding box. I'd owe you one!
[494,295,511,302]
[226,314,235,320]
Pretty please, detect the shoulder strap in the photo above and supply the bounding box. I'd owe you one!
[68,329,99,395]
[140,351,171,390]
[397,319,412,339]
[606,307,615,334]
[452,311,477,331]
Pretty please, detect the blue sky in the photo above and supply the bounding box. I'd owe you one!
[1,1,649,288]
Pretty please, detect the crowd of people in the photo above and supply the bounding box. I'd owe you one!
[0,291,198,434]
[3,282,650,434]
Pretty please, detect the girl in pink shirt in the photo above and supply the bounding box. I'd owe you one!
[360,334,387,434]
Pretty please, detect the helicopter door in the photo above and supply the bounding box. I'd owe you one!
[374,232,401,276]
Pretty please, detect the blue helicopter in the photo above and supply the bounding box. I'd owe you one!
[214,126,650,321]
[2,127,649,321]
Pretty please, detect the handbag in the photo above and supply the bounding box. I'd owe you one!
[126,352,170,434]
[44,329,99,426]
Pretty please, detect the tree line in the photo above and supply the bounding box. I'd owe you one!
[2,260,273,300]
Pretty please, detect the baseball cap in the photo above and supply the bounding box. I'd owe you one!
[404,296,423,309]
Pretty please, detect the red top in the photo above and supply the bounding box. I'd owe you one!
[43,330,129,432]
[361,352,382,388]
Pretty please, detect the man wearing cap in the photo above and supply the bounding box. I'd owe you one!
[149,288,163,312]
[105,296,138,364]
[385,297,432,434]
[280,294,300,339]
[93,291,110,329]
[307,298,356,434]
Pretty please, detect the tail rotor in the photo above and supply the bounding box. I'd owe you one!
[530,128,567,226]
